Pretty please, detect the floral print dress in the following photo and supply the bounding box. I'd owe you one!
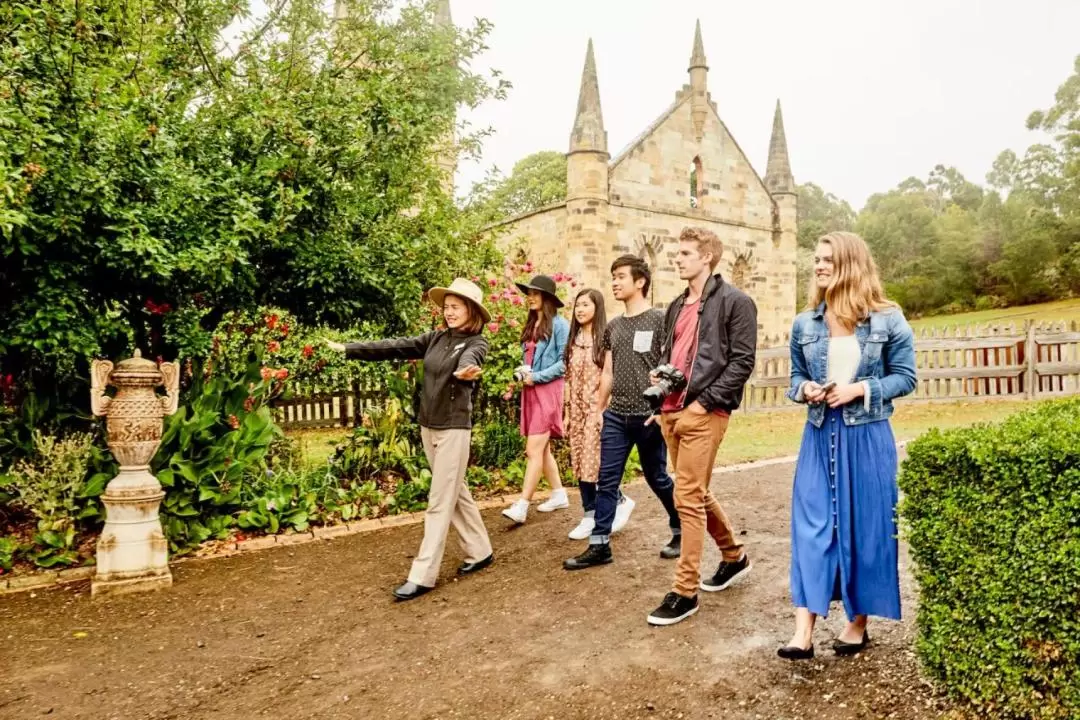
[566,334,602,483]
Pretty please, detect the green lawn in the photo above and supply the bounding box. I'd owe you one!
[289,398,1045,471]
[909,298,1080,332]
[718,398,1037,466]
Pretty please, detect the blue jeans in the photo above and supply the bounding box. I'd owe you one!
[590,410,681,544]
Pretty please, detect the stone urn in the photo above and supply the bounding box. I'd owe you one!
[90,350,180,597]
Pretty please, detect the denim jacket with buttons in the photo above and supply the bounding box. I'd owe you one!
[786,303,917,427]
[524,315,570,385]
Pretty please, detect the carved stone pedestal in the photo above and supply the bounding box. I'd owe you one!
[90,351,179,599]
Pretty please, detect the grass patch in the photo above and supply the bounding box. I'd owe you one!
[909,298,1080,332]
[718,398,1041,466]
[289,428,350,468]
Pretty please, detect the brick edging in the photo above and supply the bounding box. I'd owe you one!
[6,444,903,597]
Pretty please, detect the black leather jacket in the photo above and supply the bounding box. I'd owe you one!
[659,275,758,413]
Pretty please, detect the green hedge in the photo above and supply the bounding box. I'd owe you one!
[899,397,1080,719]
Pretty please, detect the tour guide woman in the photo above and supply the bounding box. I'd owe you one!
[325,278,494,601]
[779,231,917,659]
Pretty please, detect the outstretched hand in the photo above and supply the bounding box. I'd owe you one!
[454,365,483,381]
[323,338,346,353]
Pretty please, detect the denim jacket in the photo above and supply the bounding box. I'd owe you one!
[786,303,917,427]
[524,315,570,384]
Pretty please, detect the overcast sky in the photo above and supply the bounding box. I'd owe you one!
[237,1,1080,211]
[448,0,1079,210]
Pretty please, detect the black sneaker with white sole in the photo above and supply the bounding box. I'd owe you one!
[700,554,751,592]
[646,592,699,626]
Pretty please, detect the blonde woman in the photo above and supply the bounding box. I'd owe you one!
[326,279,494,602]
[778,232,917,660]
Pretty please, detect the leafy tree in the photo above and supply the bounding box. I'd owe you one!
[467,150,566,224]
[0,0,508,401]
[795,181,855,250]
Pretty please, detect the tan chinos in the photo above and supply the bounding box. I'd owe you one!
[407,427,493,588]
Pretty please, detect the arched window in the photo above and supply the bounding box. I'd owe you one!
[689,156,703,208]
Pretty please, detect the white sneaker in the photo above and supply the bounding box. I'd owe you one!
[502,499,529,524]
[537,488,570,513]
[611,495,636,533]
[568,515,596,540]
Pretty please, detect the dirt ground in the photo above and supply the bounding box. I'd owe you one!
[0,460,954,720]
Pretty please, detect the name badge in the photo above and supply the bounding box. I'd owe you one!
[633,330,654,353]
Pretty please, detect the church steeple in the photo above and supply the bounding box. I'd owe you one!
[688,20,709,139]
[689,19,708,72]
[764,99,795,195]
[569,39,607,155]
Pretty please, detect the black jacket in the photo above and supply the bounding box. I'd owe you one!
[659,275,758,413]
[345,329,487,430]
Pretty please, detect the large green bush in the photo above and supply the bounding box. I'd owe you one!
[899,397,1080,719]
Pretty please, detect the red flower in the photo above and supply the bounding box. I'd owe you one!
[260,367,273,381]
[228,414,240,429]
[280,323,290,337]
[302,344,314,358]
[266,314,278,330]
[243,396,255,412]
[487,322,500,334]
[275,368,288,381]
[267,340,280,353]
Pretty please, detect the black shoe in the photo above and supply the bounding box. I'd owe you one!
[563,543,613,570]
[646,592,699,626]
[700,554,751,592]
[392,581,433,601]
[833,630,870,656]
[659,534,681,560]
[457,553,494,575]
[777,643,815,660]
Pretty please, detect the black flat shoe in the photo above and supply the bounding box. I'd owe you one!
[833,630,870,656]
[563,543,613,570]
[392,581,433,601]
[458,553,494,575]
[777,644,815,661]
[659,534,681,560]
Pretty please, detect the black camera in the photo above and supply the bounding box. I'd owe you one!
[643,364,688,411]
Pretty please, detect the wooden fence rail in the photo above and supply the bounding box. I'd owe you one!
[276,320,1080,429]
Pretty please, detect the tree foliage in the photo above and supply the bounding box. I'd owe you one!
[466,150,567,225]
[0,0,508,399]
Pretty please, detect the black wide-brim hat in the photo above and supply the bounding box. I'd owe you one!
[515,274,564,308]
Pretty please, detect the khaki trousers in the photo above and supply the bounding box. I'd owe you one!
[408,427,493,588]
[659,410,745,597]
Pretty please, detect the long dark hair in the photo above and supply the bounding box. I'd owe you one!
[564,288,606,368]
[521,294,558,343]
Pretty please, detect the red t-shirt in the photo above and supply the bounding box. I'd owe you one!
[660,299,730,417]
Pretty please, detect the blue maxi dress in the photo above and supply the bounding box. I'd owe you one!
[789,406,902,620]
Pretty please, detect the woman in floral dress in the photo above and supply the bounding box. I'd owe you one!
[563,288,607,540]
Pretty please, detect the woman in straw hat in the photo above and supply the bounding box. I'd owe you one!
[325,278,494,601]
[502,274,571,524]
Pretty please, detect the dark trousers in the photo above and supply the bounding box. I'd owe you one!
[590,410,681,544]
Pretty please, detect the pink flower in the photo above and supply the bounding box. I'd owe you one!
[489,293,500,303]
[524,261,534,272]
[471,275,480,282]
[487,278,498,287]
[508,319,519,328]
[487,322,500,333]
[553,272,565,282]
[501,389,514,401]
[511,296,523,306]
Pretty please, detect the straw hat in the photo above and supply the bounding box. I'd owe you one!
[514,274,564,308]
[428,278,491,323]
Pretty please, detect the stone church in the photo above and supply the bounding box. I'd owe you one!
[488,22,799,344]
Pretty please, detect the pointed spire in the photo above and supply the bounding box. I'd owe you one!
[689,19,708,71]
[569,39,607,154]
[434,0,452,27]
[765,99,795,194]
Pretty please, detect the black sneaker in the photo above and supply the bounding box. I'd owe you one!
[659,534,681,560]
[646,592,699,626]
[700,554,751,592]
[563,543,613,570]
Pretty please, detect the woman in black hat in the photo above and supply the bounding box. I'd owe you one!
[502,275,571,524]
